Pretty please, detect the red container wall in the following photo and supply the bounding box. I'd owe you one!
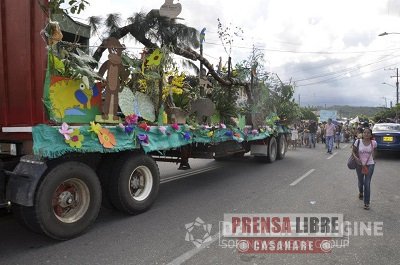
[0,0,47,129]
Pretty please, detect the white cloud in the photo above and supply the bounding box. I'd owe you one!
[74,0,400,107]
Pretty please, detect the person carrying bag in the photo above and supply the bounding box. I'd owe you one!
[351,128,377,210]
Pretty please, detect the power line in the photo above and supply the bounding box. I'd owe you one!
[292,52,400,83]
[204,41,400,54]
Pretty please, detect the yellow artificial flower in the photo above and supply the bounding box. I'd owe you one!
[65,129,84,148]
[146,49,163,67]
[207,131,214,137]
[88,121,102,135]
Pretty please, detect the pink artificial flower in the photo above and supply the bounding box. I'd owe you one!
[125,114,138,125]
[219,123,226,129]
[171,123,179,130]
[252,129,259,135]
[159,126,167,135]
[59,122,73,140]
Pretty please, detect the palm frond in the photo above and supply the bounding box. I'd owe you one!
[88,16,102,35]
[105,13,122,33]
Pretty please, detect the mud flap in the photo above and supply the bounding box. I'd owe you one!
[5,155,47,207]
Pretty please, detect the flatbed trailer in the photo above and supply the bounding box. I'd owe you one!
[0,0,289,240]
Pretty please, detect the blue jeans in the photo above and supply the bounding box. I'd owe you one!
[309,133,316,148]
[326,135,334,152]
[356,164,375,205]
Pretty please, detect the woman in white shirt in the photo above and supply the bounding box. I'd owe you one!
[291,124,299,150]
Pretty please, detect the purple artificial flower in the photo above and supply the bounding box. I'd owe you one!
[183,131,191,140]
[138,133,149,145]
[125,125,134,134]
[252,129,259,135]
[224,130,233,137]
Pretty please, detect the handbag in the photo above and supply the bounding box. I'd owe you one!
[347,140,360,170]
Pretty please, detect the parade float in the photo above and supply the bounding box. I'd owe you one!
[0,0,289,240]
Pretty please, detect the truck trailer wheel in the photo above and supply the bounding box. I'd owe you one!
[15,162,102,240]
[276,135,287,160]
[109,154,160,215]
[266,137,278,163]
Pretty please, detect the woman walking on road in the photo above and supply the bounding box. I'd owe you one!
[352,128,377,210]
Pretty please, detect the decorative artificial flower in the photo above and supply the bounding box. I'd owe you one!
[59,122,73,140]
[124,125,134,134]
[146,49,163,67]
[162,111,168,124]
[224,131,233,137]
[243,128,249,135]
[171,123,179,130]
[118,123,125,130]
[233,132,242,138]
[65,129,84,148]
[98,128,116,149]
[88,121,102,135]
[159,126,167,135]
[252,129,259,135]
[183,131,191,141]
[138,122,150,131]
[219,123,226,129]
[125,114,138,125]
[138,133,149,145]
[207,131,214,137]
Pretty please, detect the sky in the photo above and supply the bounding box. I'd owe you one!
[71,0,400,108]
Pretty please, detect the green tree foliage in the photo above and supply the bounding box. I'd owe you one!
[373,105,400,122]
[41,0,89,16]
[300,107,318,121]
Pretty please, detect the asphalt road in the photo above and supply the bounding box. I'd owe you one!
[1,144,400,265]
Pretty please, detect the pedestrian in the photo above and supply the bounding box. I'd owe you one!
[325,118,336,154]
[308,120,317,148]
[352,128,377,210]
[291,124,299,150]
[335,123,342,149]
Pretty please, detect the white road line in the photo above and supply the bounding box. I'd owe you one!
[166,233,220,265]
[161,166,221,184]
[289,169,315,186]
[327,152,338,160]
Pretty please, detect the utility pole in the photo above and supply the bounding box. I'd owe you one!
[298,94,301,106]
[389,67,399,105]
[397,68,399,105]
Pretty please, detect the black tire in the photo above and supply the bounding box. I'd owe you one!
[15,162,102,240]
[276,135,287,160]
[109,154,160,215]
[266,137,277,163]
[12,204,42,234]
[232,151,246,158]
[97,154,120,210]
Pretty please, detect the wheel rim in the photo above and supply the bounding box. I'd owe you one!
[128,166,153,201]
[52,178,90,223]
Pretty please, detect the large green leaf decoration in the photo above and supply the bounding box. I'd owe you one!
[238,114,246,130]
[49,54,65,74]
[134,92,155,122]
[158,105,165,126]
[119,87,135,115]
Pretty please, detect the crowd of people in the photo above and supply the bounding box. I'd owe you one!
[288,119,373,150]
